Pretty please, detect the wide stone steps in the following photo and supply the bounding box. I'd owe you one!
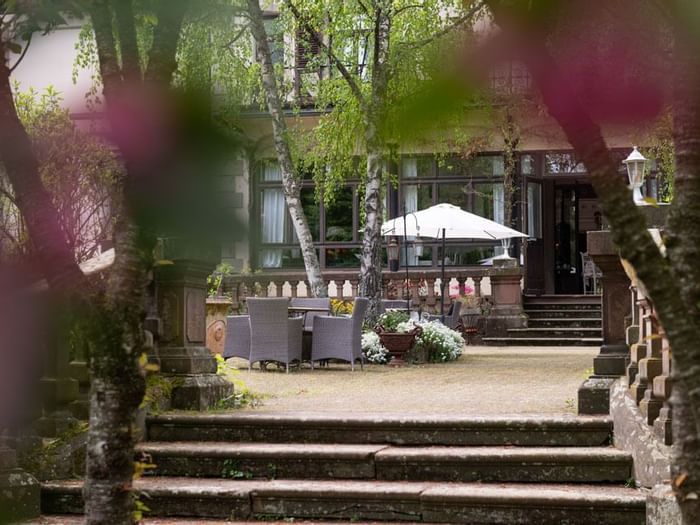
[482,336,604,347]
[523,308,602,319]
[483,296,604,346]
[528,318,602,328]
[39,413,646,524]
[138,442,632,483]
[146,413,614,446]
[42,477,646,524]
[509,326,602,336]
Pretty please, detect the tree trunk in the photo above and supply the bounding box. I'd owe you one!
[84,2,188,523]
[247,0,326,297]
[359,3,392,321]
[84,215,149,525]
[501,109,519,229]
[486,6,700,522]
[359,141,385,320]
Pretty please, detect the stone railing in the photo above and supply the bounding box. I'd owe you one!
[625,273,672,445]
[221,267,492,312]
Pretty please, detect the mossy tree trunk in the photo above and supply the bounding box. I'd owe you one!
[84,2,188,523]
[487,3,700,522]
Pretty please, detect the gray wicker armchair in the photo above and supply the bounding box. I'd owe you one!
[310,297,369,371]
[426,301,462,329]
[223,315,250,360]
[247,297,303,373]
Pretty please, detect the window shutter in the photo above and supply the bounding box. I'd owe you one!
[296,28,320,70]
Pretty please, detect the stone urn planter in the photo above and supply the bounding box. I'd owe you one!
[375,324,422,366]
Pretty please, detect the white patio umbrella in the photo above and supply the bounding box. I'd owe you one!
[381,203,527,319]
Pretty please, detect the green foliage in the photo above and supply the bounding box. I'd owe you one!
[377,310,410,332]
[221,458,253,479]
[207,262,234,297]
[0,86,122,262]
[214,354,264,409]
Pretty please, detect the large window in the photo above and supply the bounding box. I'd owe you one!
[397,154,507,267]
[257,161,360,269]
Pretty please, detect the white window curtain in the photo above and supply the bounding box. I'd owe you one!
[527,182,542,238]
[492,183,504,225]
[261,163,285,268]
[401,158,419,266]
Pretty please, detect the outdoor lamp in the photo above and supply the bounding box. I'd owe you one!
[623,146,648,204]
[413,236,424,257]
[387,237,400,272]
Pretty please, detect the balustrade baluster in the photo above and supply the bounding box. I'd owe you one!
[473,276,482,298]
[289,280,299,298]
[274,281,285,297]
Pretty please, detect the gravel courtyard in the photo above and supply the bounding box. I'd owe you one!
[228,346,598,415]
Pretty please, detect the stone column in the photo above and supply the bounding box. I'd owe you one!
[483,260,525,337]
[578,230,631,414]
[154,239,233,410]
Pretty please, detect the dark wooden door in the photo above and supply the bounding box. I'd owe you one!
[554,185,582,294]
[524,180,545,294]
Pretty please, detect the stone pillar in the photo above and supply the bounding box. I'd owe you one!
[483,260,525,337]
[154,240,234,410]
[578,230,631,414]
[0,444,40,521]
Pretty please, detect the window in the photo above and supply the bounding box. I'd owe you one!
[546,153,586,174]
[262,16,284,67]
[257,161,362,270]
[325,187,355,242]
[527,182,542,238]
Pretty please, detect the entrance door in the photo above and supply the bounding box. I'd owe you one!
[554,185,581,294]
[552,183,602,294]
[525,181,545,294]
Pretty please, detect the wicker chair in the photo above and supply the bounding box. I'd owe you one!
[247,297,303,373]
[290,297,331,331]
[223,315,250,360]
[310,297,369,371]
[426,301,462,329]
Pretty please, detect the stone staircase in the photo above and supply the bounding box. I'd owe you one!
[40,412,646,524]
[484,295,604,346]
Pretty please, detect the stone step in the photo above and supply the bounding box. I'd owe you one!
[524,303,602,311]
[30,516,382,525]
[138,442,632,483]
[482,337,603,347]
[147,413,613,447]
[41,478,646,524]
[527,318,602,328]
[506,327,603,338]
[523,309,602,319]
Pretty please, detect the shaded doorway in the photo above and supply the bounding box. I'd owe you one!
[554,184,601,294]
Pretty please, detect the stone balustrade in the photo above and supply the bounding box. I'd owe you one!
[626,282,672,445]
[222,267,491,312]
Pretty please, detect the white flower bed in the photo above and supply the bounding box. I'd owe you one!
[397,320,464,362]
[361,331,390,364]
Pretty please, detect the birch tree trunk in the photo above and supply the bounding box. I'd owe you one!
[247,0,326,297]
[359,2,392,321]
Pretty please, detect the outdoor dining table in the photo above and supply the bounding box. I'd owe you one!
[288,306,331,361]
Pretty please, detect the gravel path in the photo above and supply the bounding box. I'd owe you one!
[228,346,597,415]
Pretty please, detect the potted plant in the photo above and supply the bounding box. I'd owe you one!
[374,311,421,365]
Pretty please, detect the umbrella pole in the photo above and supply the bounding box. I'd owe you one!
[440,228,446,322]
[403,207,410,313]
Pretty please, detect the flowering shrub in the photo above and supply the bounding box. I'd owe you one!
[361,331,390,364]
[396,320,464,363]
